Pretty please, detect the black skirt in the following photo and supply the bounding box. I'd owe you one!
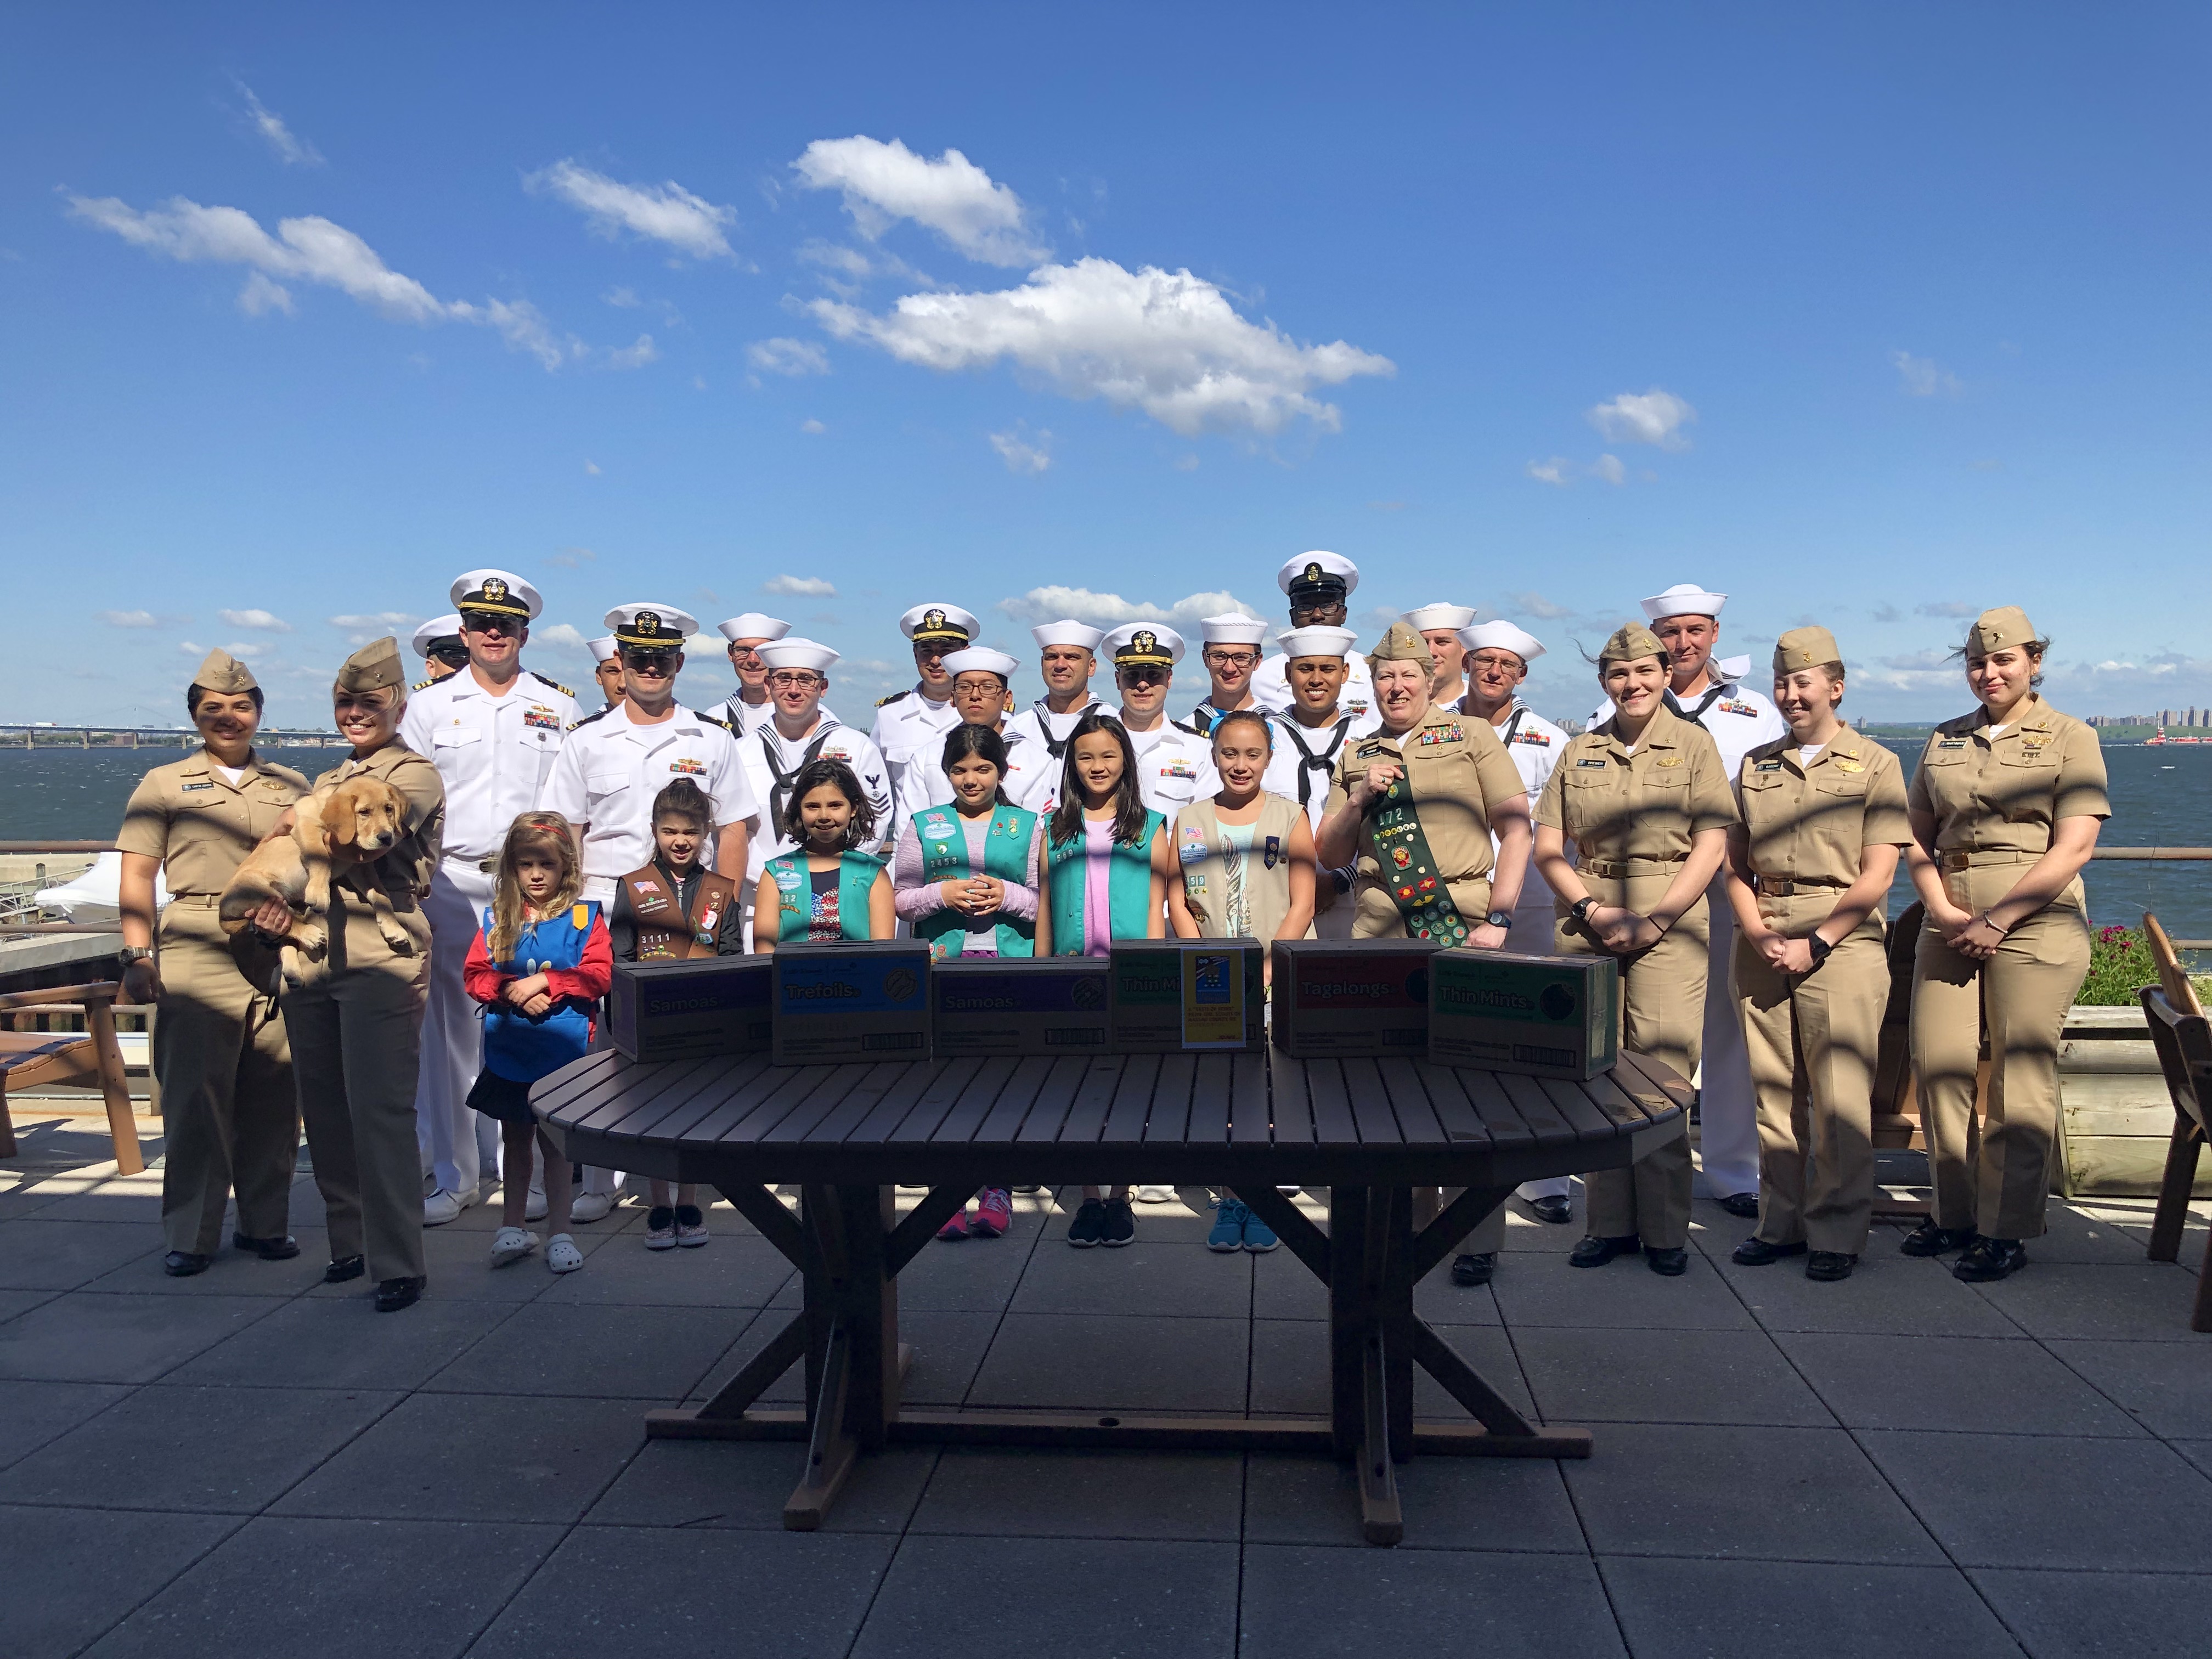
[466,1068,539,1125]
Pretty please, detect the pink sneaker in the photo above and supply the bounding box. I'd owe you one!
[936,1205,971,1241]
[968,1187,1013,1239]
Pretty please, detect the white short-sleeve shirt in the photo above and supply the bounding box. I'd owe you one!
[399,668,579,864]
[538,702,759,890]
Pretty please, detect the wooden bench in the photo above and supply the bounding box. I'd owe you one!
[0,981,144,1175]
[2140,913,2212,1332]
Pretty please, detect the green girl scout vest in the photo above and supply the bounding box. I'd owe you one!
[762,850,883,943]
[1047,809,1165,953]
[911,803,1039,960]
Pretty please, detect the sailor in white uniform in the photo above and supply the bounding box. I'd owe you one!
[895,647,1048,819]
[1186,614,1269,736]
[1588,583,1790,1216]
[1457,619,1577,1224]
[586,635,623,709]
[1259,624,1377,939]
[1402,602,1481,708]
[399,570,579,1226]
[410,614,467,685]
[714,611,793,735]
[1101,624,1217,816]
[736,636,891,946]
[1251,552,1374,724]
[1002,619,1105,816]
[872,603,976,826]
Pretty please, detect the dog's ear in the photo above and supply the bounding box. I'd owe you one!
[322,786,359,848]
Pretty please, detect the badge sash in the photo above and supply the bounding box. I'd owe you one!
[1366,770,1470,945]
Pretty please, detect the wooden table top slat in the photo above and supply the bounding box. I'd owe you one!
[1339,1057,1405,1147]
[972,1054,1063,1143]
[643,1053,777,1145]
[1497,1071,1584,1145]
[1263,1051,1313,1145]
[681,1059,826,1146]
[838,1059,951,1146]
[573,1056,712,1137]
[1551,1072,1645,1136]
[801,1061,917,1144]
[1577,1068,1658,1130]
[1137,1053,1199,1144]
[885,1057,990,1145]
[1611,1049,1694,1115]
[1227,1051,1272,1144]
[1448,1065,1539,1148]
[1301,1058,1359,1145]
[1405,1060,1492,1148]
[726,1063,867,1144]
[530,1051,621,1116]
[1057,1053,1133,1143]
[1097,1052,1164,1144]
[1017,1056,1115,1144]
[1376,1058,1449,1146]
[559,1054,680,1133]
[930,1056,1024,1144]
[1180,1052,1230,1145]
[601,1056,758,1142]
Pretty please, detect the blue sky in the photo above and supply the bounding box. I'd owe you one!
[3,3,2206,729]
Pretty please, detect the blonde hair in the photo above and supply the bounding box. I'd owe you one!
[488,811,583,961]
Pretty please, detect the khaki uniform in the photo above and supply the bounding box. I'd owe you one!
[1908,695,2106,1240]
[1535,704,1737,1247]
[1172,793,1304,944]
[284,743,445,1282]
[1324,703,1526,939]
[116,750,308,1256]
[1734,733,1910,1254]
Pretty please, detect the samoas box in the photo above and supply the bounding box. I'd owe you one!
[771,940,933,1064]
[932,958,1112,1056]
[608,957,772,1063]
[1269,938,1437,1057]
[1107,940,1265,1052]
[1426,949,1619,1080]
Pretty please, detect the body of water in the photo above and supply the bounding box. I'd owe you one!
[3,741,2207,937]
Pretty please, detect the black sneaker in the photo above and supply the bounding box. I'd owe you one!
[1066,1200,1106,1248]
[1451,1251,1496,1286]
[1899,1220,1974,1258]
[1805,1250,1857,1282]
[1099,1198,1136,1247]
[1952,1237,2028,1282]
[1731,1237,1807,1267]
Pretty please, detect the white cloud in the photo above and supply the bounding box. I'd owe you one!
[219,607,292,632]
[219,641,266,661]
[764,574,837,597]
[526,160,736,261]
[1915,601,1978,618]
[1509,592,1573,620]
[233,79,321,167]
[799,417,826,435]
[532,622,588,653]
[990,427,1051,474]
[603,285,639,307]
[543,548,595,569]
[811,258,1392,437]
[1525,457,1572,486]
[1591,453,1626,486]
[99,609,159,628]
[238,269,295,317]
[605,334,658,369]
[747,337,830,376]
[1892,349,1962,397]
[1587,387,1696,450]
[584,460,602,475]
[793,136,1046,267]
[327,611,419,629]
[996,586,1264,629]
[65,194,573,368]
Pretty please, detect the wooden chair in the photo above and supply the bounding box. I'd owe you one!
[0,982,143,1175]
[2140,913,2212,1331]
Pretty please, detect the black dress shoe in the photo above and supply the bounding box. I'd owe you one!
[1570,1234,1641,1269]
[1806,1250,1857,1282]
[1717,1192,1762,1220]
[1899,1220,1974,1258]
[324,1254,366,1284]
[1731,1237,1807,1267]
[1529,1195,1573,1226]
[1644,1246,1689,1276]
[1451,1251,1497,1286]
[162,1251,211,1278]
[1951,1237,2028,1282]
[233,1232,300,1261]
[374,1275,427,1312]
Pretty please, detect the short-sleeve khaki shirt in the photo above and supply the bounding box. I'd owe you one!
[1536,703,1737,869]
[1324,702,1528,890]
[1735,732,1910,885]
[315,743,447,896]
[115,749,309,897]
[1906,695,2109,852]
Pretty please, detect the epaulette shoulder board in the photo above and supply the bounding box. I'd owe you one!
[693,707,735,732]
[876,690,910,708]
[567,705,614,732]
[530,670,575,698]
[1170,717,1204,738]
[410,676,436,691]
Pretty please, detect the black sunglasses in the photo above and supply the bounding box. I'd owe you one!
[622,650,680,674]
[427,644,470,667]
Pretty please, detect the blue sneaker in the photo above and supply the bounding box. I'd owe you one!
[1242,1206,1279,1253]
[1209,1200,1248,1252]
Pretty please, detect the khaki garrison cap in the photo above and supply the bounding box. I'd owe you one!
[1773,625,1841,674]
[1367,620,1434,669]
[335,636,405,695]
[1599,623,1667,665]
[191,647,258,695]
[1967,606,2038,656]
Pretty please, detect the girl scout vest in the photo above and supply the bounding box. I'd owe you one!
[1047,809,1165,952]
[911,802,1039,960]
[621,864,737,960]
[478,902,600,1084]
[762,850,883,943]
[1173,795,1301,944]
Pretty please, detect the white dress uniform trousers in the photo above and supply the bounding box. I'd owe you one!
[736,715,891,947]
[1263,708,1379,940]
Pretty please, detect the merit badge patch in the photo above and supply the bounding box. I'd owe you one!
[922,814,956,839]
[630,881,669,913]
[1263,834,1282,869]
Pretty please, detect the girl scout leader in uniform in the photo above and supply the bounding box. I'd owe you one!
[1723,628,1910,1283]
[116,649,308,1276]
[1903,606,2106,1282]
[1534,623,1736,1277]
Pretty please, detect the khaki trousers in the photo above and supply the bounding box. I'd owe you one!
[1557,873,1704,1249]
[153,898,297,1256]
[1911,869,2090,1241]
[1735,901,1888,1255]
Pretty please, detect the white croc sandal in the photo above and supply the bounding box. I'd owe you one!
[489,1227,539,1267]
[546,1233,585,1274]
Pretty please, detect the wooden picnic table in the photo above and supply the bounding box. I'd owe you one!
[533,1046,1689,1545]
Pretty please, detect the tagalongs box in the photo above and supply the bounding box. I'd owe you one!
[1269,938,1437,1057]
[932,958,1112,1055]
[607,957,772,1063]
[1107,939,1265,1052]
[1426,949,1620,1080]
[770,940,933,1064]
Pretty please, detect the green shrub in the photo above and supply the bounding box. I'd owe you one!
[2079,924,2164,1006]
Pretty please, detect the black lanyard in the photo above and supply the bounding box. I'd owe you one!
[1664,683,1726,729]
[763,726,832,830]
[1032,701,1091,761]
[1278,715,1353,808]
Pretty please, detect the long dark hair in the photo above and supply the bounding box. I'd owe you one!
[781,757,877,848]
[940,723,1011,806]
[1049,708,1148,847]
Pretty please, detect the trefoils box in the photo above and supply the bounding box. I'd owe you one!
[1426,949,1619,1080]
[1269,938,1438,1056]
[608,957,772,1063]
[931,958,1111,1055]
[771,940,934,1064]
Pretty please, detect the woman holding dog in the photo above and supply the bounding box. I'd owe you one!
[282,637,447,1312]
[115,649,310,1277]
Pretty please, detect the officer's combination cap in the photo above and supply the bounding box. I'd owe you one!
[605,604,699,650]
[1277,551,1359,601]
[411,615,464,658]
[450,569,541,621]
[900,604,979,646]
[1103,624,1183,667]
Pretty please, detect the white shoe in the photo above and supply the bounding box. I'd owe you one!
[489,1226,539,1267]
[1134,1185,1177,1204]
[546,1233,584,1273]
[423,1188,473,1226]
[523,1185,548,1222]
[569,1192,615,1224]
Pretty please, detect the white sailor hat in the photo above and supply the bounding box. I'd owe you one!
[1403,602,1479,633]
[1641,583,1727,621]
[450,568,541,621]
[940,646,1020,681]
[715,612,791,645]
[900,603,979,646]
[1276,625,1359,660]
[411,614,464,658]
[1199,613,1269,646]
[1457,620,1547,664]
[605,602,698,650]
[1030,619,1104,652]
[1102,623,1184,668]
[756,636,839,675]
[586,635,619,664]
[1276,551,1359,600]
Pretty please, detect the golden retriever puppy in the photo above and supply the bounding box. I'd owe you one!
[219,775,410,986]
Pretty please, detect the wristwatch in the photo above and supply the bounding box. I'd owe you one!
[1569,896,1598,924]
[1807,934,1834,964]
[120,946,155,964]
[1484,910,1513,930]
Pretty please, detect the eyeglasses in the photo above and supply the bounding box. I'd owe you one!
[766,672,823,690]
[622,650,679,675]
[951,676,1006,696]
[1203,650,1260,668]
[460,612,520,636]
[1469,652,1525,673]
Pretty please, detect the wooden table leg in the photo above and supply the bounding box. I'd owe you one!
[1359,1186,1404,1544]
[1327,1186,1367,1459]
[785,1183,901,1531]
